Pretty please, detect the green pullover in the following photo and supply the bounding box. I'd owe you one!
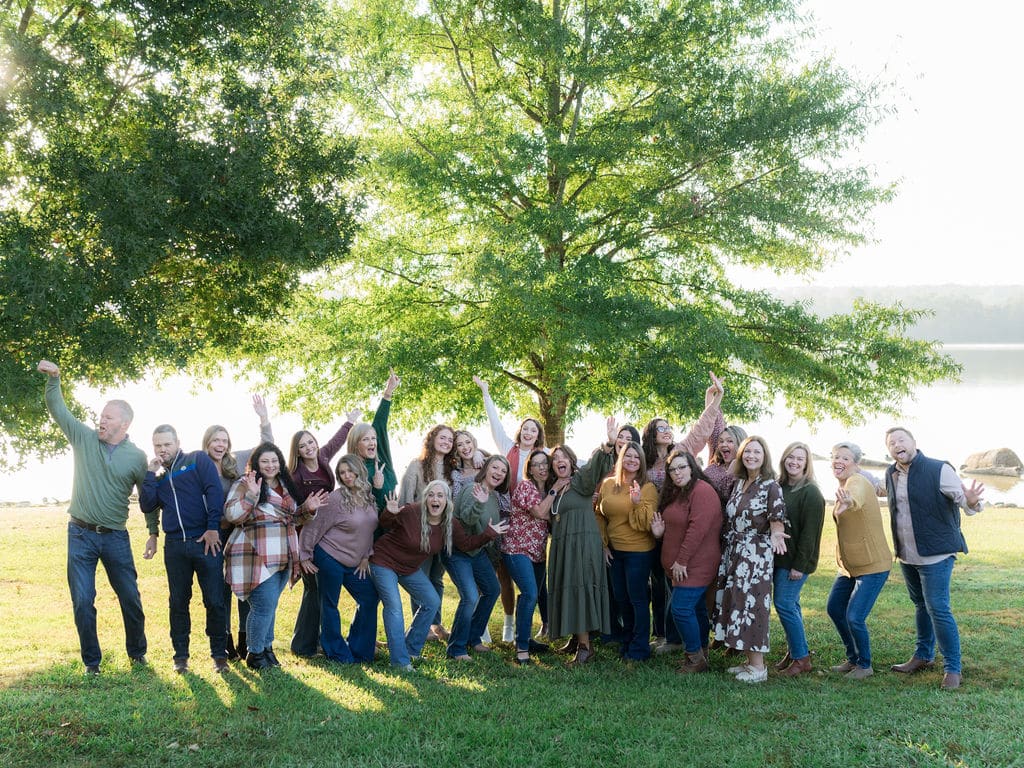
[45,377,155,533]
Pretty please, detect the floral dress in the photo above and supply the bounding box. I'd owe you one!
[713,476,787,652]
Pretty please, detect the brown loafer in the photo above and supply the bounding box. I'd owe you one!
[471,643,491,653]
[891,657,935,674]
[941,672,962,690]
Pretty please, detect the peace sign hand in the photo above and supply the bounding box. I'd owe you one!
[629,480,642,504]
[373,460,386,489]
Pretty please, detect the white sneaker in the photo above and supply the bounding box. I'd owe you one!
[735,665,768,683]
[502,615,515,643]
[726,664,747,674]
[481,627,492,644]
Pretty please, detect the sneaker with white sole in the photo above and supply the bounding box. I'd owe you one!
[726,664,747,674]
[845,666,874,680]
[735,665,768,683]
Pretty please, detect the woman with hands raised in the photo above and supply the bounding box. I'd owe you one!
[826,441,892,681]
[347,369,401,510]
[297,455,379,665]
[369,484,508,671]
[223,443,327,671]
[446,455,512,660]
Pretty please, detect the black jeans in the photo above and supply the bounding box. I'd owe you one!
[164,535,227,660]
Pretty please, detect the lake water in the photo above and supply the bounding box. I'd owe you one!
[4,344,1023,505]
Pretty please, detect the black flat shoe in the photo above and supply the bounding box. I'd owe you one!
[555,637,578,655]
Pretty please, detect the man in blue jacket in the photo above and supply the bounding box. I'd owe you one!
[884,427,984,690]
[140,424,228,674]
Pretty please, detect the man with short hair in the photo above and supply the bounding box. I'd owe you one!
[139,425,229,674]
[884,427,985,690]
[37,359,154,675]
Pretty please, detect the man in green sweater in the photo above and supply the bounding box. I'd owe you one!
[38,359,156,675]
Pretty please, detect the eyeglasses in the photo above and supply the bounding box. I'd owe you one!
[656,425,672,433]
[529,461,549,469]
[668,464,690,473]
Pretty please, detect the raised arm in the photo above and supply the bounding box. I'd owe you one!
[677,372,724,457]
[473,375,514,454]
[38,360,91,443]
[320,409,360,463]
[252,393,274,444]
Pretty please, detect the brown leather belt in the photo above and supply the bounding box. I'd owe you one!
[70,517,114,534]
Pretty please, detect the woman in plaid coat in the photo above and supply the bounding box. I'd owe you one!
[224,442,327,670]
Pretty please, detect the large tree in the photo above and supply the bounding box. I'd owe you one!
[0,0,357,465]
[254,0,956,441]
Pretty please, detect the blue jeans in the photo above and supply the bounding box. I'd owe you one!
[314,545,379,663]
[370,563,440,667]
[163,535,226,660]
[410,554,445,626]
[773,567,810,660]
[501,554,541,651]
[609,548,653,660]
[900,556,961,674]
[670,585,710,653]
[827,570,890,668]
[664,576,682,644]
[245,568,289,655]
[67,522,147,667]
[444,550,500,657]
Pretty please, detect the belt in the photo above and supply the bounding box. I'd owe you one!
[70,517,115,534]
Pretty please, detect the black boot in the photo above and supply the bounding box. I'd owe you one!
[265,646,280,666]
[237,631,248,659]
[246,651,272,671]
[225,633,239,661]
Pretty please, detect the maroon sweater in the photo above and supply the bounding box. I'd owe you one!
[292,421,354,503]
[660,479,723,588]
[370,503,496,575]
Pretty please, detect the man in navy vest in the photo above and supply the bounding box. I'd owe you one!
[884,427,984,690]
[139,425,228,674]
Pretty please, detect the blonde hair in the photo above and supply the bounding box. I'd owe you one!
[202,425,237,479]
[334,454,374,508]
[346,422,376,456]
[420,480,454,554]
[613,441,648,489]
[778,441,817,490]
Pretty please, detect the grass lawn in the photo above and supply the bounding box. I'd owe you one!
[1,503,1021,768]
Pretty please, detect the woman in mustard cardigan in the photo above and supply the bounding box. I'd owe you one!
[827,441,892,680]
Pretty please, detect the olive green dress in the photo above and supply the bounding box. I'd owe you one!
[547,447,614,638]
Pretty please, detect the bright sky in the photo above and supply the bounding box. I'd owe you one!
[4,0,1024,501]
[745,0,1024,288]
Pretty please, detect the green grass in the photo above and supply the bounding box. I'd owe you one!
[1,504,1022,768]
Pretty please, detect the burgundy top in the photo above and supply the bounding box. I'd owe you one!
[292,421,354,503]
[660,479,723,588]
[370,503,496,575]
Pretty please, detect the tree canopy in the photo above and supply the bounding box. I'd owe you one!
[253,0,956,442]
[1,0,357,465]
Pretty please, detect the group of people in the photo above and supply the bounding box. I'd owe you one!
[38,361,984,689]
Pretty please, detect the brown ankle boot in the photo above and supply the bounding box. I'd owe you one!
[679,651,709,674]
[778,655,812,677]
